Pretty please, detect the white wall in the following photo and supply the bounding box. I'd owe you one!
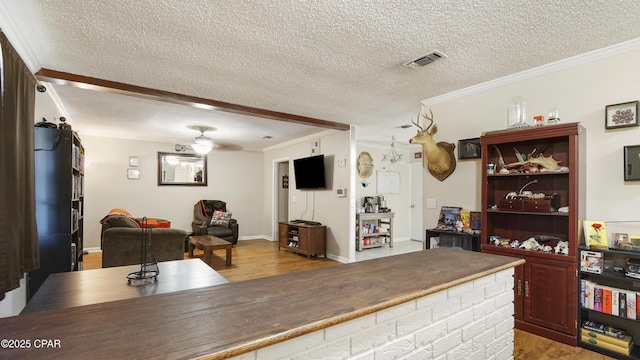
[82,135,264,249]
[421,45,640,227]
[263,130,352,262]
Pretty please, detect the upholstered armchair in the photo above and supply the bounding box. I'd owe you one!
[191,200,239,245]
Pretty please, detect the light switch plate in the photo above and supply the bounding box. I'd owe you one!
[311,138,320,155]
[426,198,436,209]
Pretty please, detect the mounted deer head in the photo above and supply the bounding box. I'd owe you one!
[409,109,456,181]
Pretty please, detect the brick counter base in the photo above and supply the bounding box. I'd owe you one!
[230,268,515,360]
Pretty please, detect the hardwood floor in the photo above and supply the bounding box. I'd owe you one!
[82,239,611,359]
[82,238,340,281]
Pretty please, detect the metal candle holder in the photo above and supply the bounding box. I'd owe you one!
[127,217,159,285]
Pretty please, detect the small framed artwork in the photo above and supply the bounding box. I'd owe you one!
[458,137,481,159]
[127,168,140,180]
[624,145,640,181]
[129,156,139,167]
[605,100,639,129]
[613,233,630,249]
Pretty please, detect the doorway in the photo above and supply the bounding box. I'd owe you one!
[410,162,423,243]
[273,159,290,240]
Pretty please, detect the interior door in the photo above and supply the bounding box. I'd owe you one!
[410,163,423,242]
[273,160,289,241]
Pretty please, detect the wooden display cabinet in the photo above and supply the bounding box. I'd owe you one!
[480,122,585,346]
[278,222,326,259]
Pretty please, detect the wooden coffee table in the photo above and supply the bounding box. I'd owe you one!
[188,235,233,266]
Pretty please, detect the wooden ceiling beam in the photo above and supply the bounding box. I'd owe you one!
[34,68,350,131]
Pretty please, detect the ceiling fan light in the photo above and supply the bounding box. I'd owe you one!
[191,143,212,154]
[193,135,213,146]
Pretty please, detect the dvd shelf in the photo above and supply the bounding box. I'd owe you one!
[278,222,326,259]
[579,221,640,358]
[29,127,84,299]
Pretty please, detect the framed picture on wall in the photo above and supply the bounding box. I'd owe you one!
[624,145,640,180]
[605,100,639,129]
[458,137,481,159]
[127,168,140,180]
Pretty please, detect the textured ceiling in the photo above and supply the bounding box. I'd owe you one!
[2,1,640,150]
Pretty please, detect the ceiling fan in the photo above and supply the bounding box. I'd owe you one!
[190,126,215,154]
[172,126,215,154]
[174,125,243,153]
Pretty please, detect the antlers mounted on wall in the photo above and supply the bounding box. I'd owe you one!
[409,109,456,181]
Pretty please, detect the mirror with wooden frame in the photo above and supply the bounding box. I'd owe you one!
[157,152,207,186]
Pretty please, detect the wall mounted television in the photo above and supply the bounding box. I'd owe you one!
[293,154,326,190]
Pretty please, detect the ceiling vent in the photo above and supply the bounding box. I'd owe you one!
[403,50,447,69]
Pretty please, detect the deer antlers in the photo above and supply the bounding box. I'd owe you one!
[411,109,435,132]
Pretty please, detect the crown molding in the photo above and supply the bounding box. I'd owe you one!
[262,129,340,153]
[0,2,40,72]
[422,37,640,106]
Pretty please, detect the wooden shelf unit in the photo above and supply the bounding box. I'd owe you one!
[480,122,586,346]
[578,221,640,358]
[425,229,480,251]
[29,127,85,299]
[356,212,394,252]
[278,222,326,259]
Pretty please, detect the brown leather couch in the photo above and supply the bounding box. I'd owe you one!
[99,209,186,268]
[101,226,187,268]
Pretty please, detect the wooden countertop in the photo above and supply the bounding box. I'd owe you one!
[0,248,523,359]
[22,259,229,314]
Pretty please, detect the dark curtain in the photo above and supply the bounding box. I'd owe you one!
[0,31,39,300]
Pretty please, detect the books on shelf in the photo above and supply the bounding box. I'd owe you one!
[581,328,633,348]
[437,206,461,230]
[581,279,640,320]
[581,319,631,356]
[459,210,470,231]
[469,211,481,231]
[582,320,626,339]
[583,220,608,249]
[580,335,633,356]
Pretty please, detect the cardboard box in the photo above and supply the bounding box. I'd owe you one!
[581,250,603,274]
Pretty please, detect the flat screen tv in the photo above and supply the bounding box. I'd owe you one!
[293,154,326,189]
